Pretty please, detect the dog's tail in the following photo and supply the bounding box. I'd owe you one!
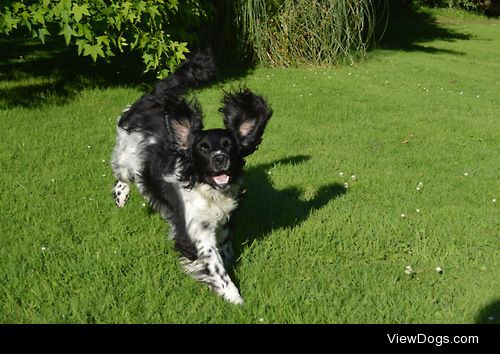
[153,50,216,99]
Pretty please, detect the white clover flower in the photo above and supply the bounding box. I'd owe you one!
[464,172,468,176]
[41,246,47,251]
[339,172,344,177]
[351,175,357,181]
[435,266,442,274]
[416,209,421,213]
[404,265,413,275]
[343,182,349,188]
[493,198,496,204]
[401,213,406,218]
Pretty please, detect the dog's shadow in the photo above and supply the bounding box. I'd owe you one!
[230,155,346,263]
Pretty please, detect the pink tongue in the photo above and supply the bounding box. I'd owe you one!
[213,174,229,185]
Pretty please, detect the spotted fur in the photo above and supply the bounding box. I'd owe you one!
[110,52,272,304]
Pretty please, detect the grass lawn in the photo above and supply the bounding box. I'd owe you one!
[0,7,498,323]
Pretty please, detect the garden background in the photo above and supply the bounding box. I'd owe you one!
[0,0,498,323]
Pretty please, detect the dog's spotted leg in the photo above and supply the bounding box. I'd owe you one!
[180,221,243,305]
[181,251,243,305]
[217,224,235,265]
[113,181,130,208]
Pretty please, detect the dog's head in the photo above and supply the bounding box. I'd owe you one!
[166,88,272,190]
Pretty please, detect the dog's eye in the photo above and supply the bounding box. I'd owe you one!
[221,138,232,149]
[198,142,210,152]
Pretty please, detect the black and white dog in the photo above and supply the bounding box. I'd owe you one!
[111,52,272,304]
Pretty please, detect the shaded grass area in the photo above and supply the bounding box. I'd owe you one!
[0,34,150,109]
[0,33,252,109]
[0,8,498,323]
[378,2,473,54]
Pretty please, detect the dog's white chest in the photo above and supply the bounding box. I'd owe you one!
[180,184,238,225]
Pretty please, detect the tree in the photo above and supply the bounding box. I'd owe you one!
[0,0,210,77]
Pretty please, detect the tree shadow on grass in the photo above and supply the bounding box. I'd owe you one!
[230,155,347,263]
[475,299,500,324]
[377,1,472,55]
[0,33,253,109]
[0,35,146,108]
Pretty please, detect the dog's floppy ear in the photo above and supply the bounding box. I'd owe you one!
[220,88,272,157]
[166,98,203,150]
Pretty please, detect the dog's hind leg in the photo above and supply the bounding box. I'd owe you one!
[110,127,146,208]
[113,181,131,208]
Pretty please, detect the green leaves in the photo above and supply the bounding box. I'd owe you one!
[32,8,46,26]
[37,27,50,44]
[0,11,19,34]
[0,0,210,77]
[58,23,74,46]
[147,5,161,21]
[72,3,90,23]
[83,43,105,62]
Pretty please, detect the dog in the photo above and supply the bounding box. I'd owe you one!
[110,52,272,304]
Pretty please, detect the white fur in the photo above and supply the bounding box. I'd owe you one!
[181,256,243,304]
[111,128,146,183]
[112,120,244,304]
[179,183,239,226]
[174,180,243,304]
[114,181,130,207]
[109,58,272,305]
[111,127,160,208]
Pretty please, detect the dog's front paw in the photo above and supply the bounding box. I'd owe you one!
[113,181,130,208]
[221,284,244,305]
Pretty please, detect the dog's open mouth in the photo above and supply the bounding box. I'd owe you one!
[212,173,230,187]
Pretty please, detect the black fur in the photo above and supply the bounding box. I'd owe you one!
[111,51,272,303]
[221,88,273,157]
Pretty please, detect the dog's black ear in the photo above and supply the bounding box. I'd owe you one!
[166,98,203,150]
[220,88,272,157]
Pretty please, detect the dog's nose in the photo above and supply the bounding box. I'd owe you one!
[212,153,230,171]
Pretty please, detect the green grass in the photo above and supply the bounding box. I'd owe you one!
[0,8,499,323]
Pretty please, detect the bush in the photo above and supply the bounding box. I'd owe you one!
[409,0,489,12]
[0,0,210,77]
[211,0,386,67]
